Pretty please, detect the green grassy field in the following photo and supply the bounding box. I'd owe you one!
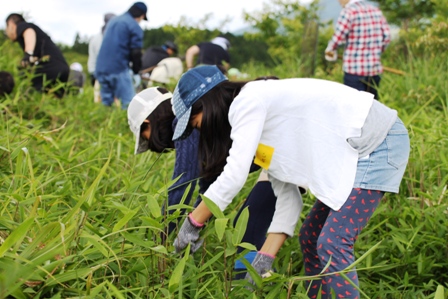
[1,38,447,298]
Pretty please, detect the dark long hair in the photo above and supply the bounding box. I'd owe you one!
[191,76,279,180]
[189,81,245,179]
[140,87,175,153]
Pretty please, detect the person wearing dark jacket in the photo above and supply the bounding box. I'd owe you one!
[5,13,69,98]
[141,41,178,73]
[95,2,147,109]
[185,36,231,74]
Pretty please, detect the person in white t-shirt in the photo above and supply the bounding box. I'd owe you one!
[170,65,410,298]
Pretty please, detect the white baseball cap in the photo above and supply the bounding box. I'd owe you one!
[70,62,83,72]
[127,87,173,154]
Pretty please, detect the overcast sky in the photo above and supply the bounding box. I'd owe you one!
[0,0,280,46]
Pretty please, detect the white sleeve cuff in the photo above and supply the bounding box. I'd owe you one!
[268,177,303,237]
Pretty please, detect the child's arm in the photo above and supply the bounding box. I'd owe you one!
[260,233,288,256]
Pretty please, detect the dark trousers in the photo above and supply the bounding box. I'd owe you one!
[89,73,96,86]
[234,181,277,249]
[344,72,381,100]
[32,66,70,98]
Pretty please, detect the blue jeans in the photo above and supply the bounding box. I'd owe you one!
[353,118,410,193]
[96,69,135,109]
[344,72,381,100]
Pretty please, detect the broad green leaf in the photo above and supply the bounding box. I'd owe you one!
[45,268,92,286]
[392,235,406,254]
[232,206,249,245]
[113,207,139,232]
[178,182,192,205]
[225,247,237,257]
[198,251,224,271]
[150,245,168,254]
[147,194,161,218]
[20,222,61,258]
[236,242,257,251]
[169,246,189,292]
[214,218,228,241]
[81,233,109,257]
[0,217,35,257]
[200,195,225,219]
[122,232,155,248]
[108,201,132,213]
[7,288,27,299]
[435,285,445,299]
[241,258,262,287]
[106,281,126,299]
[89,282,106,297]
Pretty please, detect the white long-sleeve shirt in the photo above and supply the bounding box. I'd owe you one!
[87,32,103,74]
[203,78,376,236]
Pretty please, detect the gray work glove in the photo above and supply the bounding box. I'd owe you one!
[173,214,204,253]
[245,251,275,285]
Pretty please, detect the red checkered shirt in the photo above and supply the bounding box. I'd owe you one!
[327,0,391,76]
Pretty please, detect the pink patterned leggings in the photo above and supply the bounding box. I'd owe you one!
[299,188,384,299]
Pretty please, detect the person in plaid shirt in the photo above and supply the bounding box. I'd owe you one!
[325,0,391,100]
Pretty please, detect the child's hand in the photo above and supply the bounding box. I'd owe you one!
[173,213,204,253]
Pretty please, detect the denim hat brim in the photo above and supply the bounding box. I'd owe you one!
[172,106,192,141]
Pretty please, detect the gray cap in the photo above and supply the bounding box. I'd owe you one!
[104,13,116,24]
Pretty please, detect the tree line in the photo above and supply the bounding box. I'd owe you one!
[68,27,275,69]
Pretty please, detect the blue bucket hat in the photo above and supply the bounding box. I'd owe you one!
[171,65,228,141]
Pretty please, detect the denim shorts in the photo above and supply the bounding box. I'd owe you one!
[353,118,410,193]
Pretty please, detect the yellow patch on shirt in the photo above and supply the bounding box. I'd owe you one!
[254,143,274,169]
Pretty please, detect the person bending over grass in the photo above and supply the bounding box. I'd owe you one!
[127,85,281,278]
[171,65,410,298]
[5,13,69,98]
